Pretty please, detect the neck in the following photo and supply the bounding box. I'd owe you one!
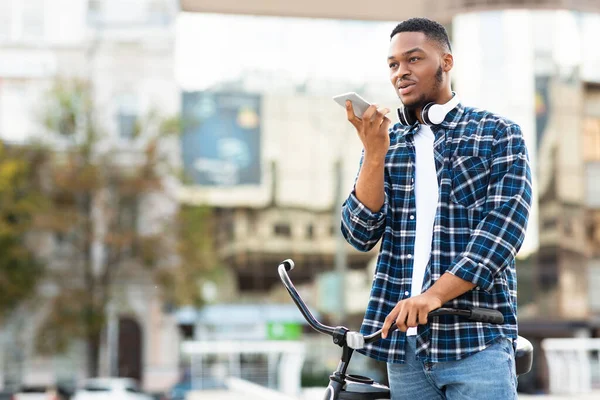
[416,88,454,124]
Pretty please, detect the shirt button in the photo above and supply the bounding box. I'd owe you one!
[404,291,410,296]
[407,254,412,259]
[410,215,415,220]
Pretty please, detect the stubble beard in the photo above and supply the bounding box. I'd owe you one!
[401,65,444,111]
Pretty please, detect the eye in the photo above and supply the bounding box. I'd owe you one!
[409,57,420,63]
[389,62,398,69]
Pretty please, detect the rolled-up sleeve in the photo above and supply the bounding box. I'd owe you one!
[447,123,532,292]
[341,189,388,252]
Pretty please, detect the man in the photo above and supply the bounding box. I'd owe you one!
[340,18,532,399]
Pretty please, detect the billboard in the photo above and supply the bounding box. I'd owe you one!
[181,91,261,186]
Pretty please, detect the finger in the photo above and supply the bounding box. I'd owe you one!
[362,104,378,121]
[380,116,392,131]
[372,107,391,125]
[382,309,399,339]
[406,308,418,328]
[382,303,402,339]
[345,101,361,128]
[382,316,393,339]
[418,311,428,326]
[378,107,390,116]
[395,305,408,332]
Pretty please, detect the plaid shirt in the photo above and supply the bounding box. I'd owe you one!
[341,101,532,363]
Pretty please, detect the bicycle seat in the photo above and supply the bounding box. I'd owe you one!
[515,335,533,375]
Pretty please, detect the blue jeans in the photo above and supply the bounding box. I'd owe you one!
[387,336,517,399]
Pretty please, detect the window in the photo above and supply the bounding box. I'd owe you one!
[147,0,170,25]
[22,0,44,39]
[118,197,139,257]
[306,224,314,239]
[179,324,194,339]
[537,251,559,292]
[118,113,137,139]
[87,0,103,24]
[116,93,138,139]
[247,210,258,235]
[563,218,574,237]
[542,218,557,230]
[274,223,291,237]
[0,0,45,41]
[590,259,600,312]
[0,1,12,40]
[223,218,234,241]
[88,0,103,12]
[586,162,600,208]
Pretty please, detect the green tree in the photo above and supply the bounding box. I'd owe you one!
[34,78,216,378]
[0,142,47,321]
[155,205,218,308]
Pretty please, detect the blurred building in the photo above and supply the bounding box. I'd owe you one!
[0,0,181,394]
[3,0,600,395]
[178,90,385,297]
[179,2,600,394]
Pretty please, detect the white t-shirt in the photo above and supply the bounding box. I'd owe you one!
[407,124,439,336]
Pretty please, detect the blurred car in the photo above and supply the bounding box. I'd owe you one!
[12,385,68,400]
[71,378,152,400]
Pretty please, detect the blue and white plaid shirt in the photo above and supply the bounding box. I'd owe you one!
[341,101,532,363]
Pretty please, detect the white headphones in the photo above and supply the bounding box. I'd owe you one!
[397,92,460,126]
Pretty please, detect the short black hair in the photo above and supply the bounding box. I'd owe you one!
[390,17,452,53]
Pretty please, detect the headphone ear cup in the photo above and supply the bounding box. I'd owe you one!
[397,107,408,125]
[426,103,448,125]
[421,103,435,125]
[397,107,417,126]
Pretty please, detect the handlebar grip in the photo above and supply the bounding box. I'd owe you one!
[469,308,504,324]
[280,259,295,272]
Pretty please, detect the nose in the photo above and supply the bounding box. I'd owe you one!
[392,61,411,83]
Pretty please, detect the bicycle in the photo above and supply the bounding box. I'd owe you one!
[278,259,534,400]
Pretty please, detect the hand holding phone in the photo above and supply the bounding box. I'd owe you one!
[333,92,372,118]
[334,92,391,162]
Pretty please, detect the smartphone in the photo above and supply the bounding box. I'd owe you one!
[333,92,372,118]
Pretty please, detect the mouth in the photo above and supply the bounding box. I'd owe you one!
[398,82,416,95]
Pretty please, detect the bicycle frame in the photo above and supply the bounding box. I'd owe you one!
[278,259,532,400]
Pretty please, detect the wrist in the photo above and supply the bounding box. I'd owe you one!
[423,290,444,310]
[362,152,386,166]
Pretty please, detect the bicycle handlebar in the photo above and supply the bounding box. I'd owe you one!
[278,259,504,344]
[278,259,337,335]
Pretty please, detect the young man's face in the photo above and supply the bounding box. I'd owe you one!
[387,31,450,109]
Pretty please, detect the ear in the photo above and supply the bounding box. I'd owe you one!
[442,53,454,72]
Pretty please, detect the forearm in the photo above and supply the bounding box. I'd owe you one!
[354,156,385,213]
[382,272,476,336]
[425,272,476,305]
[448,130,532,291]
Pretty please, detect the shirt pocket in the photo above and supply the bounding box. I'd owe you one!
[450,156,490,209]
